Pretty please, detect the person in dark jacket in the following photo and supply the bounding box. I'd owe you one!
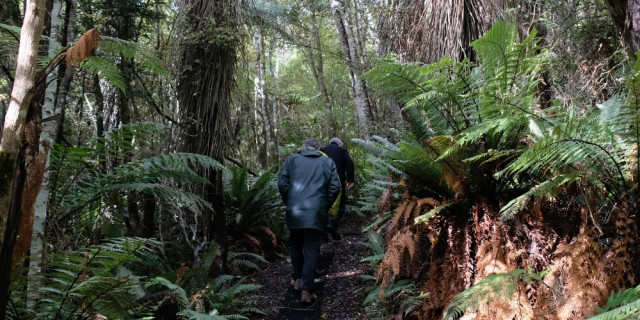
[278,138,341,303]
[320,137,355,240]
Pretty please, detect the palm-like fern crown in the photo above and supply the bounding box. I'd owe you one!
[360,18,640,320]
[361,20,639,221]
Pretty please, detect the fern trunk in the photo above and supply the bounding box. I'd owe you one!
[176,0,238,275]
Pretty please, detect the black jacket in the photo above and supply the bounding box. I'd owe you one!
[277,150,341,232]
[320,142,355,185]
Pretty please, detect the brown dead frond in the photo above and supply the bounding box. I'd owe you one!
[66,28,101,67]
[378,225,427,300]
[260,226,278,247]
[176,262,188,284]
[189,283,210,311]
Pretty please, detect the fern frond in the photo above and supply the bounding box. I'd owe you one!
[590,285,640,320]
[443,269,547,320]
[98,36,167,76]
[80,56,126,91]
[414,202,453,224]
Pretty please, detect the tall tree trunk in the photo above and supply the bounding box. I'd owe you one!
[605,0,640,54]
[54,0,77,142]
[176,0,238,277]
[306,7,334,137]
[0,0,46,315]
[253,23,273,167]
[26,0,64,307]
[331,0,374,139]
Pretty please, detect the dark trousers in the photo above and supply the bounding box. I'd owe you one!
[328,185,346,230]
[289,228,323,292]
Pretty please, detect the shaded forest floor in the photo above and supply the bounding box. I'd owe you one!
[249,214,373,320]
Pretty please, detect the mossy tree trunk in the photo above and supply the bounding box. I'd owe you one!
[176,0,239,277]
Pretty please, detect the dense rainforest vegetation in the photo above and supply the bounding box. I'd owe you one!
[1,0,640,319]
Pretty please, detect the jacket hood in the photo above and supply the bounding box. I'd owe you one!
[299,150,323,157]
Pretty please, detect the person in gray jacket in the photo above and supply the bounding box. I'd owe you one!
[278,138,341,303]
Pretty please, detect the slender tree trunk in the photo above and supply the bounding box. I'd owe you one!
[307,7,334,137]
[0,0,46,315]
[54,0,77,143]
[268,33,280,158]
[253,23,272,167]
[331,0,373,139]
[26,0,63,306]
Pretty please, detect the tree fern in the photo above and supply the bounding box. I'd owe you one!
[78,36,167,92]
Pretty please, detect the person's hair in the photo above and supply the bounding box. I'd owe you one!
[329,137,343,147]
[303,138,320,150]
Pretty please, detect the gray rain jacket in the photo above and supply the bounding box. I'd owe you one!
[277,149,341,232]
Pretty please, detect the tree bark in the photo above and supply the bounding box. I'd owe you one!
[331,0,374,139]
[176,0,238,277]
[26,0,64,307]
[605,0,640,54]
[306,7,334,137]
[0,0,46,315]
[253,23,274,167]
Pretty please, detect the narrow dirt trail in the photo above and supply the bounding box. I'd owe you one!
[249,216,372,320]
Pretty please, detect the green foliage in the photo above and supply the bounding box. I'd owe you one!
[78,36,167,92]
[361,277,428,318]
[8,238,163,319]
[362,18,639,226]
[590,285,640,320]
[0,23,20,62]
[360,230,385,266]
[223,166,286,251]
[443,269,549,320]
[353,133,452,200]
[360,231,428,317]
[149,274,263,319]
[148,242,264,319]
[359,19,640,318]
[49,122,223,238]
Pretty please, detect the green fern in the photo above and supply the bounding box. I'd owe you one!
[48,122,223,237]
[443,269,548,320]
[360,231,385,266]
[223,166,285,250]
[8,238,163,319]
[590,285,640,320]
[77,36,167,92]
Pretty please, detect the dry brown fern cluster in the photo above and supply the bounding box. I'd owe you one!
[375,195,637,319]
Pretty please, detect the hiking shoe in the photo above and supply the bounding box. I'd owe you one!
[301,290,317,304]
[290,279,300,291]
[327,226,341,241]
